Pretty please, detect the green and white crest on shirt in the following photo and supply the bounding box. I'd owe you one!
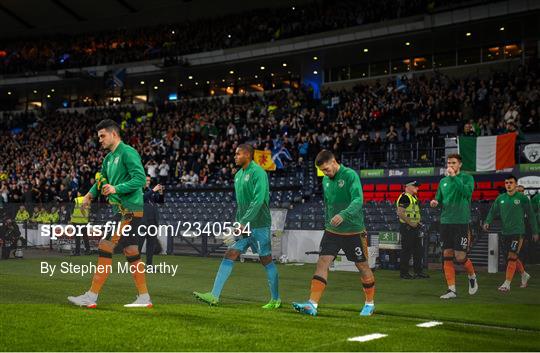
[244,174,250,182]
[514,199,520,205]
[338,179,345,188]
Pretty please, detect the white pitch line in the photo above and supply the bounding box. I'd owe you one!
[347,333,388,342]
[377,312,539,333]
[417,321,443,328]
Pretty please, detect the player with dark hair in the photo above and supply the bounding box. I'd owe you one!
[67,119,151,308]
[484,175,538,291]
[430,153,478,299]
[292,150,375,316]
[193,144,280,308]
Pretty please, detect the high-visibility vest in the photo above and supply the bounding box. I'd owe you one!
[30,211,40,222]
[49,211,59,224]
[36,211,48,223]
[70,197,89,224]
[15,210,30,222]
[396,192,421,224]
[33,211,47,223]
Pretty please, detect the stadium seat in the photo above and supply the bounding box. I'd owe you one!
[386,192,401,202]
[472,191,482,201]
[388,223,400,231]
[418,183,430,191]
[483,190,500,200]
[288,221,302,230]
[476,181,492,190]
[418,191,435,201]
[373,192,385,201]
[368,214,385,223]
[365,208,379,216]
[375,184,388,191]
[363,184,375,191]
[493,181,505,189]
[380,206,396,216]
[389,184,402,191]
[384,215,396,223]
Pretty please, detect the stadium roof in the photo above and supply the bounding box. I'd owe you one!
[0,0,310,39]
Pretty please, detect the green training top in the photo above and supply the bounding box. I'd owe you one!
[485,192,539,236]
[89,141,146,213]
[435,172,474,224]
[323,165,365,233]
[234,160,271,228]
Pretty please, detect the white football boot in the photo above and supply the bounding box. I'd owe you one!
[124,293,153,308]
[520,272,531,288]
[440,289,457,299]
[468,275,478,295]
[67,291,98,308]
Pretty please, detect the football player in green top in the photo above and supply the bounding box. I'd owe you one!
[431,153,478,299]
[67,119,151,309]
[193,144,280,309]
[292,150,375,317]
[484,175,538,291]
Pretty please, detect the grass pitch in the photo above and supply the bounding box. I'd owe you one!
[1,255,539,351]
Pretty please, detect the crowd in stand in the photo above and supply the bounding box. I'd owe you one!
[1,0,478,75]
[1,66,539,211]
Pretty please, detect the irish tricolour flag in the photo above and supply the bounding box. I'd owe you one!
[458,133,517,172]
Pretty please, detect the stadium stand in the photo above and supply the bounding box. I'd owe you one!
[2,65,539,207]
[1,0,485,75]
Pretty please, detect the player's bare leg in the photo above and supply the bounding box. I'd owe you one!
[292,255,333,316]
[68,238,115,308]
[441,248,457,299]
[123,244,152,307]
[517,258,531,288]
[310,255,333,303]
[455,250,477,295]
[499,251,518,292]
[355,261,375,316]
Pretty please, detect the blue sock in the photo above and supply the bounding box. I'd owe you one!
[264,261,280,300]
[211,258,234,298]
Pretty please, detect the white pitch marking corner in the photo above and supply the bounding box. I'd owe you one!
[347,333,388,342]
[416,321,443,328]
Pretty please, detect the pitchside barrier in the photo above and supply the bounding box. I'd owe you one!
[280,229,436,272]
[488,233,499,273]
[279,229,377,271]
